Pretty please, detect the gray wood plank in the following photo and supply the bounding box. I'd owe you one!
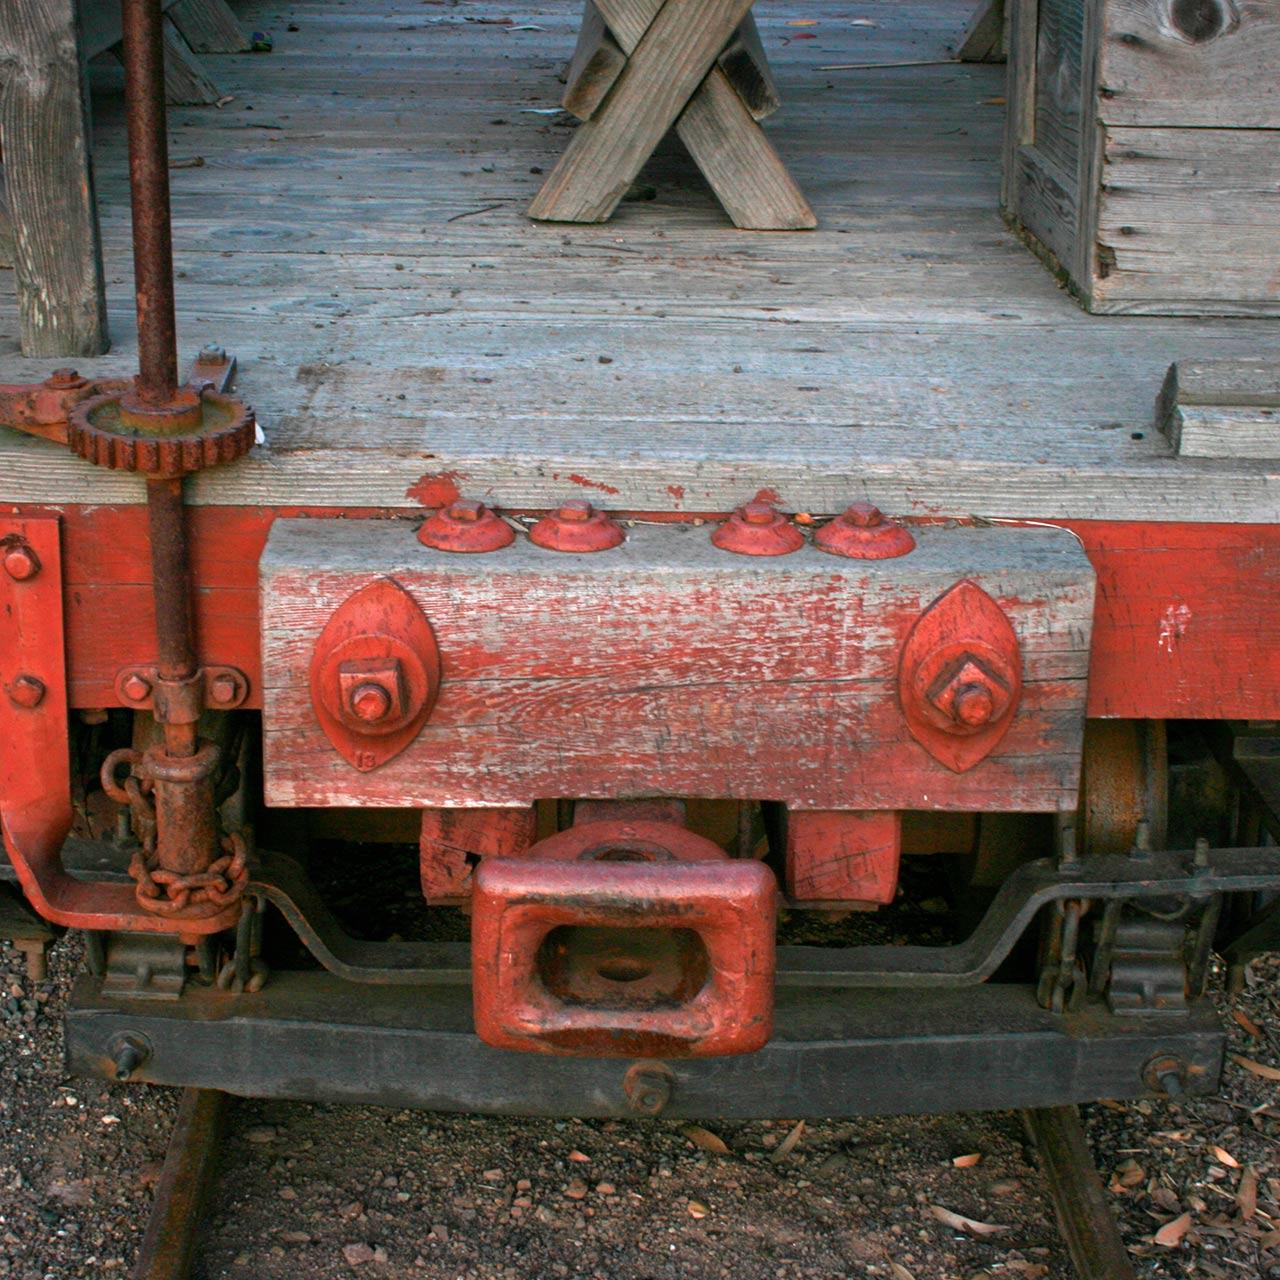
[168,0,250,53]
[955,0,1004,62]
[1158,357,1280,459]
[715,14,780,121]
[158,14,224,104]
[0,0,108,356]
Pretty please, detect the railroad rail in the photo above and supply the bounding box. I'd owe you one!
[130,1092,1136,1279]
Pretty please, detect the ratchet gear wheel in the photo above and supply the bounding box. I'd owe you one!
[67,383,255,478]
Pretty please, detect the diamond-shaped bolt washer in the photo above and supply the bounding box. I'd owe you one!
[529,500,625,553]
[815,503,915,560]
[711,502,804,556]
[418,498,516,553]
[2,543,40,581]
[8,675,46,709]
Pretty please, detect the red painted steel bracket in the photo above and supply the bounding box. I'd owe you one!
[0,518,237,935]
[472,820,777,1057]
[898,580,1024,773]
[310,578,441,772]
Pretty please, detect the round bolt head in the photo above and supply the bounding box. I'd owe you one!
[3,544,40,581]
[350,681,392,723]
[121,673,152,702]
[210,673,239,705]
[8,675,46,708]
[952,682,995,727]
[557,500,594,522]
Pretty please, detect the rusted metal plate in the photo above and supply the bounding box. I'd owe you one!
[261,520,1095,811]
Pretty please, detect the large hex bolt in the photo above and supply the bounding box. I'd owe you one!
[529,500,625,553]
[418,498,516,553]
[711,502,805,557]
[337,658,407,732]
[926,657,1013,733]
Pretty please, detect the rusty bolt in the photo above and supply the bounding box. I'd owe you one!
[8,675,46,708]
[209,673,240,705]
[417,497,516,553]
[623,1062,673,1117]
[197,344,228,364]
[814,503,915,560]
[450,499,484,522]
[349,682,392,723]
[2,543,40,581]
[121,672,153,703]
[710,502,804,557]
[45,368,85,389]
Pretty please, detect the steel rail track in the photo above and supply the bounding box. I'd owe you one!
[1023,1106,1137,1280]
[129,1088,1135,1278]
[130,1089,227,1280]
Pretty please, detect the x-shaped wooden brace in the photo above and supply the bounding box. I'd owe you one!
[529,0,815,229]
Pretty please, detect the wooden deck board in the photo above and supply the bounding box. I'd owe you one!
[0,0,1276,518]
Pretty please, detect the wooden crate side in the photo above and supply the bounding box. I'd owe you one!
[1091,126,1280,313]
[1099,0,1280,128]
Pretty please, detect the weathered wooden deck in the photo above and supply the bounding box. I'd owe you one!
[1,0,1277,519]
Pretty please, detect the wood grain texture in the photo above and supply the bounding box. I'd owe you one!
[1092,126,1280,313]
[529,0,756,222]
[158,15,223,104]
[715,14,780,120]
[1099,0,1280,128]
[562,0,627,120]
[1158,357,1280,458]
[168,0,250,54]
[0,0,107,356]
[260,519,1095,812]
[955,0,1005,61]
[1,0,1277,510]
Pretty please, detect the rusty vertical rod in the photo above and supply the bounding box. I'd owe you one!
[146,477,198,757]
[121,0,180,405]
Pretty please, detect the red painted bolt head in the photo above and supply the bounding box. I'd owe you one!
[711,503,804,556]
[350,682,392,723]
[8,675,46,709]
[529,501,625,553]
[418,498,515,553]
[2,543,40,581]
[815,503,915,560]
[209,673,240,705]
[121,672,152,703]
[926,658,1012,733]
[45,368,86,389]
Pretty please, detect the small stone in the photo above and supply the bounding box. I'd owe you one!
[342,1242,375,1267]
[280,1232,311,1245]
[516,1179,532,1191]
[372,1247,388,1264]
[244,1126,276,1144]
[429,1223,449,1242]
[278,1187,297,1200]
[595,1182,616,1196]
[564,1179,589,1200]
[482,1168,504,1182]
[567,1150,590,1163]
[990,1178,1022,1196]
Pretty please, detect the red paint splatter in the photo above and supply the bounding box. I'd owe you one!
[568,473,620,496]
[405,471,463,507]
[666,484,686,502]
[751,487,781,506]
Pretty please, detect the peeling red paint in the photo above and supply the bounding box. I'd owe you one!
[405,471,464,508]
[568,473,621,496]
[666,484,686,501]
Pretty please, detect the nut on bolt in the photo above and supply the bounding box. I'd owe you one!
[336,658,407,731]
[418,497,516,553]
[814,503,915,560]
[623,1061,674,1117]
[711,502,805,557]
[121,672,153,703]
[2,542,40,581]
[529,499,625,553]
[7,675,46,709]
[927,658,1011,731]
[209,672,240,705]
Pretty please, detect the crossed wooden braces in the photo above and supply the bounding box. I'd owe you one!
[529,0,816,229]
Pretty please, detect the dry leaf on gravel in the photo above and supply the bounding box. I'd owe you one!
[1111,1158,1145,1191]
[889,1263,917,1280]
[681,1125,731,1156]
[928,1204,1008,1236]
[687,1200,708,1219]
[770,1120,806,1164]
[1230,1053,1280,1081]
[1153,1212,1193,1247]
[952,1152,982,1168]
[1238,1166,1258,1220]
[1211,1146,1239,1169]
[1232,1009,1264,1039]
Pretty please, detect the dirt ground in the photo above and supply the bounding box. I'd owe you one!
[3,932,1279,1280]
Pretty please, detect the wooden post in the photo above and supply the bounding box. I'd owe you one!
[0,0,109,356]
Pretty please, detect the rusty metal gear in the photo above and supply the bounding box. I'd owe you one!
[67,385,255,478]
